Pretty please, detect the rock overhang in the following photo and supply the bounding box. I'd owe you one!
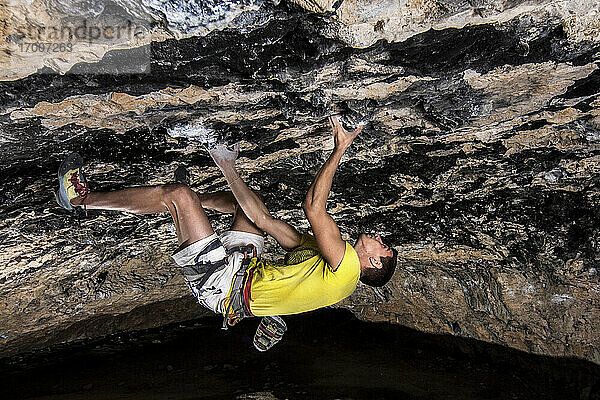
[0,0,599,364]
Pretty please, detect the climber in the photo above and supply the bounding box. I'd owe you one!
[55,115,397,349]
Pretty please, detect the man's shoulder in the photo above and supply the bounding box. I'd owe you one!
[326,241,360,276]
[297,233,359,274]
[339,242,360,271]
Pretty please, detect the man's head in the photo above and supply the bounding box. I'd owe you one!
[354,233,397,287]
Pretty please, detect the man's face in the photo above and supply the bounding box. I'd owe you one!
[357,233,394,264]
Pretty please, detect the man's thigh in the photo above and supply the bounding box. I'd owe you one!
[230,205,264,236]
[163,184,215,250]
[230,203,301,251]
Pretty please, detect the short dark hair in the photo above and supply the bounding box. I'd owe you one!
[360,248,398,287]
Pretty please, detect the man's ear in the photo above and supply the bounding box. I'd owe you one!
[369,256,383,269]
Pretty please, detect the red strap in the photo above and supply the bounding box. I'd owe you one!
[243,267,255,317]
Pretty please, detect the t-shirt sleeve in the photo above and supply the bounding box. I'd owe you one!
[338,241,360,271]
[326,241,360,286]
[302,234,360,282]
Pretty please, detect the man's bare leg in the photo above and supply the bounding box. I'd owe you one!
[198,191,264,237]
[209,145,302,251]
[71,184,214,249]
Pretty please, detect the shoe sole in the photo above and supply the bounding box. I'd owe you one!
[56,152,83,211]
[253,316,287,352]
[174,166,189,185]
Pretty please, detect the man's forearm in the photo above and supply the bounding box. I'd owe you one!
[303,148,345,211]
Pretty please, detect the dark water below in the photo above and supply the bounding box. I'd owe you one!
[0,309,598,400]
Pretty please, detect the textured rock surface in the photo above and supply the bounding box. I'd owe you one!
[1,0,599,364]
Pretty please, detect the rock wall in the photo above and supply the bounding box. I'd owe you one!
[0,0,599,363]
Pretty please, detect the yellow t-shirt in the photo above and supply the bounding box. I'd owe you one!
[246,234,360,316]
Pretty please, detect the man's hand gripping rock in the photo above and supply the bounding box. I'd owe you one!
[330,115,364,153]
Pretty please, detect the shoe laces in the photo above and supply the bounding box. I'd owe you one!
[69,171,89,215]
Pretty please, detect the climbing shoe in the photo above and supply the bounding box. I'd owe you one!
[253,316,287,352]
[56,152,89,211]
[174,165,189,185]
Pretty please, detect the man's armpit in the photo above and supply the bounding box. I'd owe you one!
[330,243,347,272]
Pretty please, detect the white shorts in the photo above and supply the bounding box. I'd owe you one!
[172,230,264,314]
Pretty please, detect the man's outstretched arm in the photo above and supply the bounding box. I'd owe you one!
[303,116,363,270]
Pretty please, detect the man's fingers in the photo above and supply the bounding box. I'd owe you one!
[353,124,364,136]
[329,115,342,130]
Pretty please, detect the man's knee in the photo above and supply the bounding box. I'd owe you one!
[161,183,197,205]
